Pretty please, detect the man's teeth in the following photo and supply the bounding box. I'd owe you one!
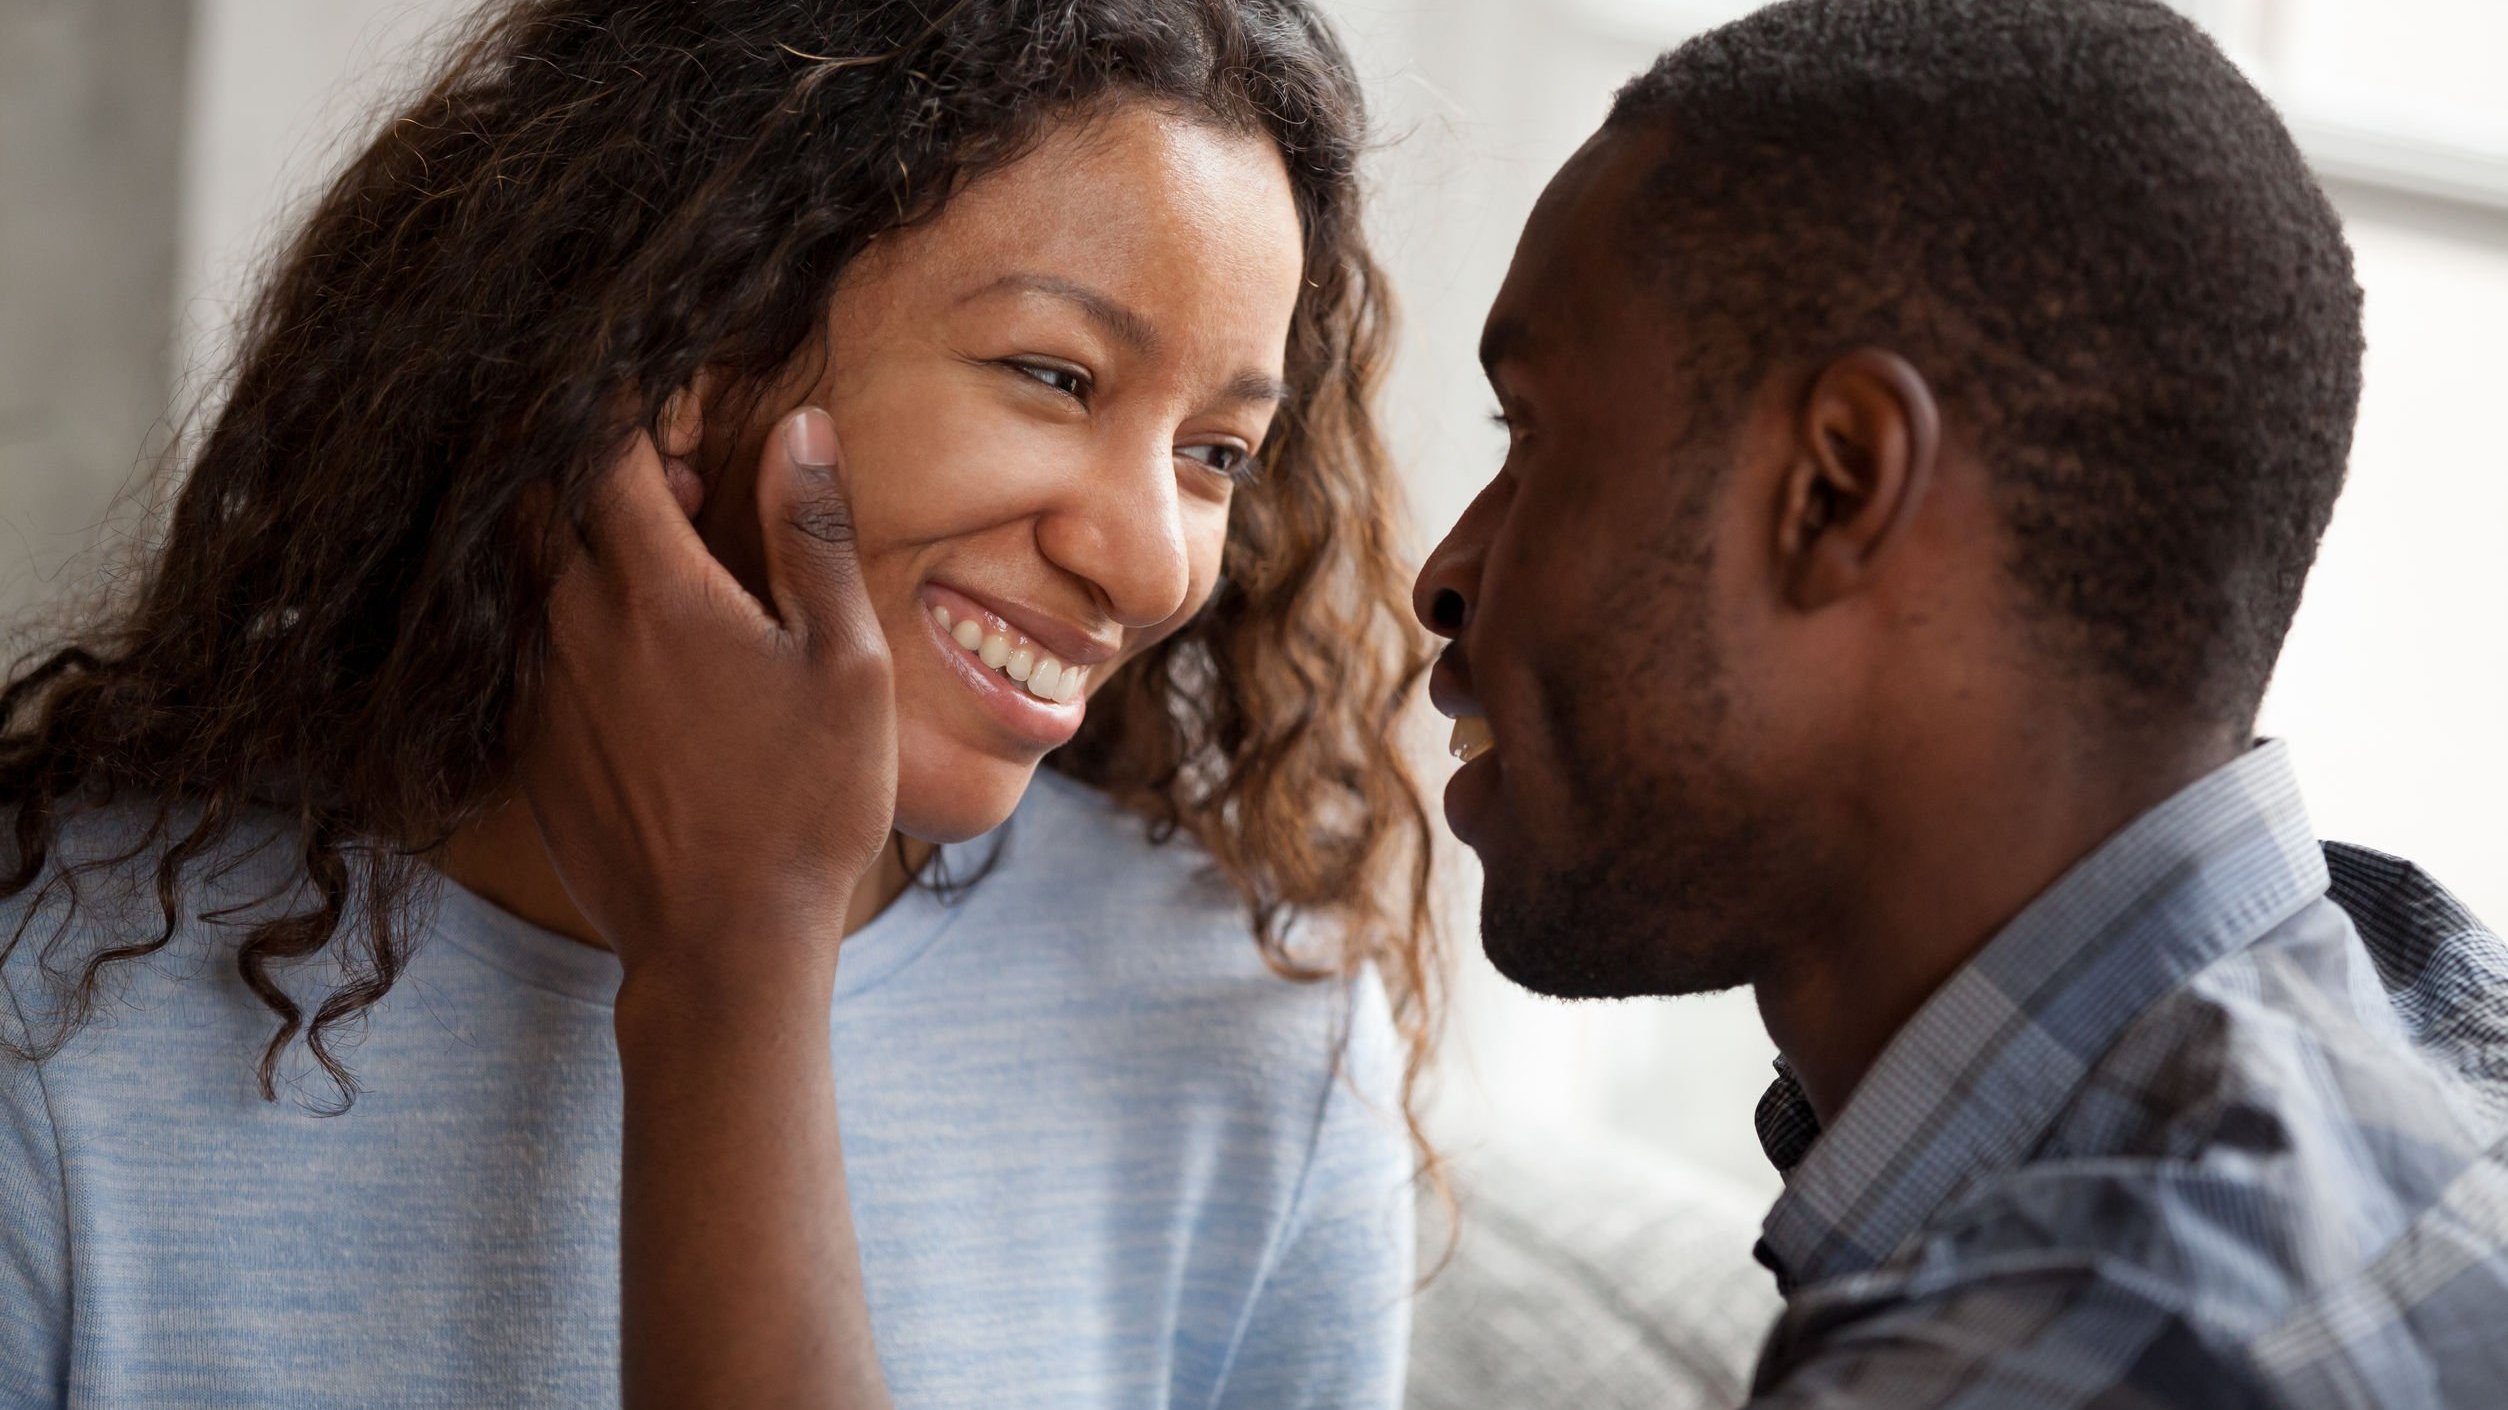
[1449,715,1496,764]
[932,604,1086,704]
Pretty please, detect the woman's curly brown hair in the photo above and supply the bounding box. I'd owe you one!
[0,0,1441,1145]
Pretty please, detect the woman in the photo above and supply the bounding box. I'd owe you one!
[0,1,1438,1405]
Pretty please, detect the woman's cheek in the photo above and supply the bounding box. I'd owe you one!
[1169,498,1233,627]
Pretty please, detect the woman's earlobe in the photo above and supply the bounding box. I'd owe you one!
[658,373,722,519]
[660,383,707,461]
[664,457,707,520]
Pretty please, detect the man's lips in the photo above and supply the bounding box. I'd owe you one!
[1430,645,1496,764]
[1428,644,1479,719]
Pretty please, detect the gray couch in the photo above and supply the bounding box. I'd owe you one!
[1407,1136,1783,1409]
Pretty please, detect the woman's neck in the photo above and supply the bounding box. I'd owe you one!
[436,795,924,948]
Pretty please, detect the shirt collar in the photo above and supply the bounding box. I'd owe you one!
[1754,740,2328,1291]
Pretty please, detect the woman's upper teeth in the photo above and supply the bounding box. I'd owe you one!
[934,605,1085,704]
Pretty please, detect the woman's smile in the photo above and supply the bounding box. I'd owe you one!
[915,582,1109,749]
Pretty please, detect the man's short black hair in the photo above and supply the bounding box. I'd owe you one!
[1608,0,2365,729]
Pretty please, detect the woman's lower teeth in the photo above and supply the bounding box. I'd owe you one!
[933,606,1084,704]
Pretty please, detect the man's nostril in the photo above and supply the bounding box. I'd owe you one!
[1430,588,1468,633]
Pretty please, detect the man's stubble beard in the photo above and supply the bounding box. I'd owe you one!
[1475,486,1788,1002]
[1476,667,1779,1002]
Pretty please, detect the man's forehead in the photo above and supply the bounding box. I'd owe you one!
[1481,127,1662,373]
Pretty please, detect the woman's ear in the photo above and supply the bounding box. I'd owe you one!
[1776,348,1940,611]
[657,372,719,519]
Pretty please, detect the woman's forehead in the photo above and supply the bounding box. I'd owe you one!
[858,105,1301,311]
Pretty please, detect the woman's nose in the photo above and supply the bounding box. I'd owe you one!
[1039,444,1194,630]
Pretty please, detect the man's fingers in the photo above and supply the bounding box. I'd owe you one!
[576,426,728,600]
[756,408,885,663]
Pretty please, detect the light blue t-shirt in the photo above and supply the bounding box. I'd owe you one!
[0,772,1413,1408]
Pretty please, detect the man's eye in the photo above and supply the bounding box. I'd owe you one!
[1009,361,1089,400]
[1179,443,1255,483]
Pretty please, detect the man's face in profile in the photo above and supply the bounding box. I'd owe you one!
[1417,128,1815,1001]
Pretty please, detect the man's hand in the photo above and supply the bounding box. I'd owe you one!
[521,404,898,993]
[520,404,898,1409]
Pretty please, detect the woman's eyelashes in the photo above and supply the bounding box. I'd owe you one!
[1179,442,1256,484]
[996,355,1258,485]
[1005,357,1091,402]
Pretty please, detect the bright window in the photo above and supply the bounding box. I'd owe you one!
[2184,0,2508,208]
[2191,0,2508,149]
[1595,0,2508,208]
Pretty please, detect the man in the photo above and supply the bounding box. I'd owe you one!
[1415,0,2508,1403]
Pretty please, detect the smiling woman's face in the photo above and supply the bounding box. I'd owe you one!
[698,102,1306,843]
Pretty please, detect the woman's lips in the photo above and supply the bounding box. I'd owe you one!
[928,600,1090,705]
[916,584,1092,749]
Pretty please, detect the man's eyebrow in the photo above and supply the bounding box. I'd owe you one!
[1479,313,1528,377]
[965,274,1160,357]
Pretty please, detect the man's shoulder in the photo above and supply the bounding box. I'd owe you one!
[1787,1121,2508,1408]
[2322,841,2508,1117]
[1997,892,2495,1280]
[2047,890,2496,1187]
[1755,843,2508,1407]
[1792,891,2508,1401]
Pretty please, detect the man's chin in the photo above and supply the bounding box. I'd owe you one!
[1479,892,1658,1000]
[1480,877,1757,1001]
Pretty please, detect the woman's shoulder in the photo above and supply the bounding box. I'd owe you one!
[0,798,306,1031]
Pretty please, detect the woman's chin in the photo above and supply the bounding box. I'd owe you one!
[890,752,1043,845]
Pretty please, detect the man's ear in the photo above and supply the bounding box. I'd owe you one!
[1777,348,1940,611]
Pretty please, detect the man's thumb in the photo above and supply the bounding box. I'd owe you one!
[756,406,878,654]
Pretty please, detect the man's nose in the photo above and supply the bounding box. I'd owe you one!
[1412,478,1502,640]
[1039,442,1194,631]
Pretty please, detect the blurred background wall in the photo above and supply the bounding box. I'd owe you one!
[2,0,2501,1200]
[0,0,190,619]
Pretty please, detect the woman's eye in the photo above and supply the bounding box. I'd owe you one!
[1010,361,1089,400]
[1178,443,1256,484]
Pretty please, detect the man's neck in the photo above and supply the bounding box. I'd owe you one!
[436,796,922,949]
[1755,718,2242,1125]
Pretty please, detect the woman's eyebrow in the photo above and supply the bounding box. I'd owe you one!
[1220,370,1294,406]
[963,273,1160,357]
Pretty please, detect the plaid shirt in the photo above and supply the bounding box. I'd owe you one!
[1745,742,2508,1408]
